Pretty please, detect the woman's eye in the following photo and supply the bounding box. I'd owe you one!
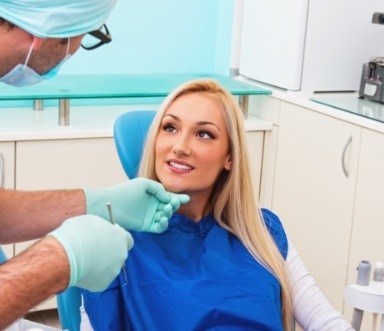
[163,124,177,133]
[197,131,214,139]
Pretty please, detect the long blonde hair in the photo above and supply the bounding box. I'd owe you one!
[139,79,293,329]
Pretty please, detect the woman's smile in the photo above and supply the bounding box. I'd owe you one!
[167,159,194,172]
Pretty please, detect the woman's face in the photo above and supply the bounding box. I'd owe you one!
[155,92,232,202]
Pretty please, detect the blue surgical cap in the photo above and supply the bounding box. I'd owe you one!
[0,0,118,38]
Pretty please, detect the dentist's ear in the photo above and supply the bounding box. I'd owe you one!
[31,36,45,49]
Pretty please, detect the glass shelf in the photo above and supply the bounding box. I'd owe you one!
[0,74,271,125]
[311,95,384,124]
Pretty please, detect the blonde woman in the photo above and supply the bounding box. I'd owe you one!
[81,80,352,330]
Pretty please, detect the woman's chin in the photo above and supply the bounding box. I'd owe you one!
[160,179,187,194]
[165,186,187,194]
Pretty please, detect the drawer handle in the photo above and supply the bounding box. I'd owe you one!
[341,136,353,178]
[0,153,4,188]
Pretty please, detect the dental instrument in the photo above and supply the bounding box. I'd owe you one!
[106,202,128,285]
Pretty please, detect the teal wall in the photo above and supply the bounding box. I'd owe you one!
[61,0,235,76]
[0,1,235,108]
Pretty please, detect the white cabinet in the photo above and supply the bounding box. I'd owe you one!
[0,142,15,258]
[248,93,384,324]
[343,128,384,327]
[270,101,361,311]
[347,128,384,277]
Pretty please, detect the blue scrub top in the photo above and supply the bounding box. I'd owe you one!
[82,208,288,331]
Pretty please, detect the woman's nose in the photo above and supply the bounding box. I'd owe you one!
[172,136,191,157]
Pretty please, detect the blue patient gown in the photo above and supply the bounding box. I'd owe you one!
[82,209,288,331]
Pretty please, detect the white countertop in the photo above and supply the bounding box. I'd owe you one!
[276,92,384,134]
[237,76,384,134]
[0,105,273,142]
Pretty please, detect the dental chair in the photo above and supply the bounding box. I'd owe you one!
[56,110,156,331]
[0,246,7,263]
[113,110,156,179]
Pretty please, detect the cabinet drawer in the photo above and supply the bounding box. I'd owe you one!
[16,138,126,189]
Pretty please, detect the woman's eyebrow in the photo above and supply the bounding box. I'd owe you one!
[163,113,221,131]
[163,113,179,121]
[197,121,221,131]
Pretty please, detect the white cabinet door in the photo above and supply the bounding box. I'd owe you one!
[0,142,15,259]
[347,128,384,275]
[271,102,361,311]
[14,137,127,311]
[344,129,384,327]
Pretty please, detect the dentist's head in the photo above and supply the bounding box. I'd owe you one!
[0,0,117,87]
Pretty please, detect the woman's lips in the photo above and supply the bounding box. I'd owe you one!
[168,160,193,171]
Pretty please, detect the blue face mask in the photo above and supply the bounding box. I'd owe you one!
[0,38,71,87]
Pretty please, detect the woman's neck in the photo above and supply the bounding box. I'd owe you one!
[177,194,210,222]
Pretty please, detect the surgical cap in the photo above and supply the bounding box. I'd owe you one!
[0,0,118,38]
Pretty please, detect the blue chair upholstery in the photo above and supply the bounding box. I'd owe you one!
[114,110,156,178]
[56,110,156,331]
[56,287,82,331]
[0,245,8,263]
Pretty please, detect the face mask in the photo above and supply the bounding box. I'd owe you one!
[0,38,71,87]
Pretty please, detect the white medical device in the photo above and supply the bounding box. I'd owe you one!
[345,260,384,331]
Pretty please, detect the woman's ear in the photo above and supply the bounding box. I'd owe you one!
[224,155,232,171]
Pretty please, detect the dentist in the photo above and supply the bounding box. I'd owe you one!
[0,0,189,328]
[0,0,116,87]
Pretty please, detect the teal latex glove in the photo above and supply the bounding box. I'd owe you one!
[84,178,190,233]
[49,215,133,292]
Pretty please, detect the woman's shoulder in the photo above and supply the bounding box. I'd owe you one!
[260,208,288,259]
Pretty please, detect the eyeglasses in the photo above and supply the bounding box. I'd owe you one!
[81,24,112,50]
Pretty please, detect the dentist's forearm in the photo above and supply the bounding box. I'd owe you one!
[0,189,85,243]
[0,236,69,329]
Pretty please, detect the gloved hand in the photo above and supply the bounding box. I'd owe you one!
[84,178,190,233]
[49,215,133,292]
